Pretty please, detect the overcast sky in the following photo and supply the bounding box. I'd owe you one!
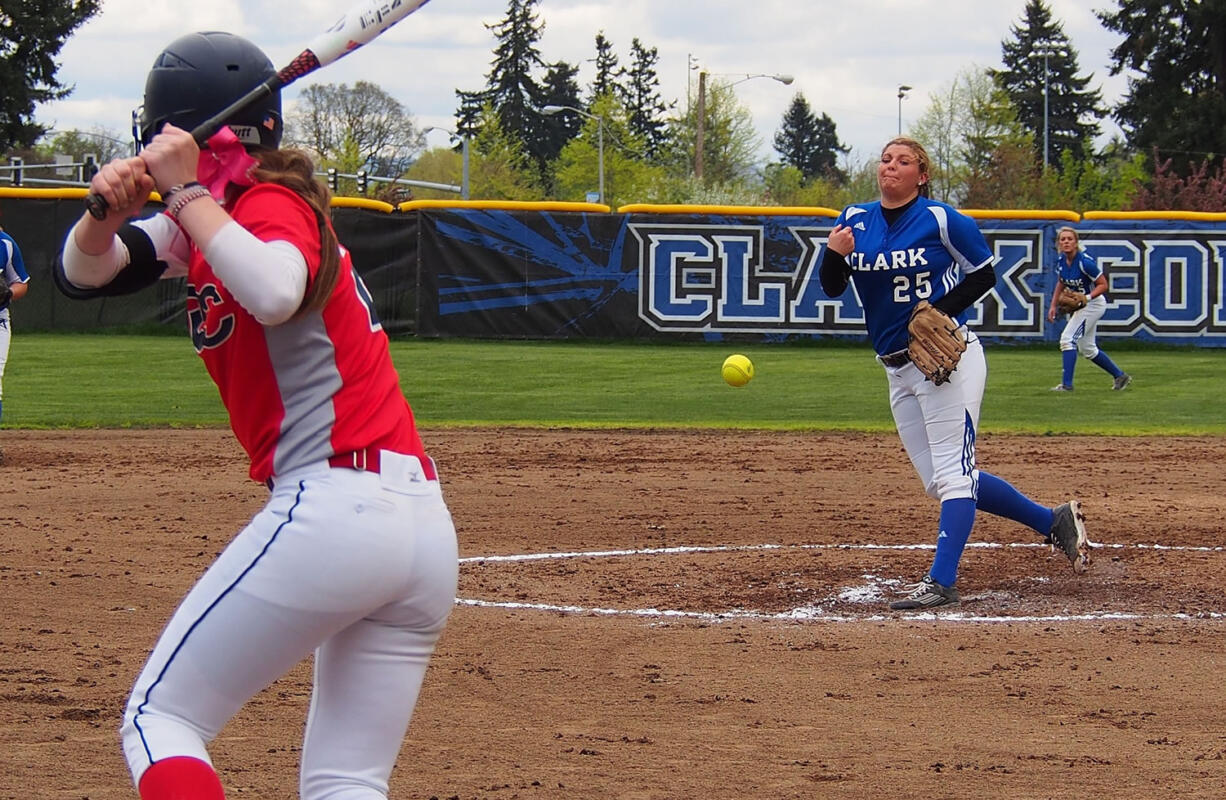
[36,0,1131,166]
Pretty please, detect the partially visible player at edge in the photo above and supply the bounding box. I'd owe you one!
[1047,225,1131,392]
[0,222,31,427]
[819,137,1092,611]
[54,32,458,800]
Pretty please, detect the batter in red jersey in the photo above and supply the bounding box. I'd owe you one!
[55,32,458,800]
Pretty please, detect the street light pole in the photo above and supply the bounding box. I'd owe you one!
[423,126,470,199]
[1042,56,1050,171]
[695,71,794,181]
[1029,41,1065,171]
[542,104,605,204]
[695,70,707,181]
[897,85,912,136]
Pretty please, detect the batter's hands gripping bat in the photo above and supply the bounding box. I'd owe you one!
[85,0,435,220]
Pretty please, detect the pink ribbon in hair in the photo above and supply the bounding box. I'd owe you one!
[196,127,258,202]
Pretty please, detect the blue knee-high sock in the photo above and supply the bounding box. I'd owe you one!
[1061,349,1077,387]
[929,498,976,588]
[977,471,1054,536]
[1090,350,1123,378]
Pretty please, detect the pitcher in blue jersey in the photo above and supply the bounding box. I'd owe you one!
[819,137,1092,610]
[1047,226,1131,392]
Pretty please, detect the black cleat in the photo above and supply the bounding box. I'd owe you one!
[889,575,959,611]
[1048,500,1091,574]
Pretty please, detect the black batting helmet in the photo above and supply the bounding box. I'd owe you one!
[136,31,282,150]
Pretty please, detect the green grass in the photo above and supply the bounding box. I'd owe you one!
[4,333,1223,434]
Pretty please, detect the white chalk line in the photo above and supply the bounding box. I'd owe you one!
[454,597,1225,624]
[458,541,1224,565]
[455,541,1226,624]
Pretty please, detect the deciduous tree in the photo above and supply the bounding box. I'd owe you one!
[679,76,760,185]
[286,81,420,177]
[467,103,543,201]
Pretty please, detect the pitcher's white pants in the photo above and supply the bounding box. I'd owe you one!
[885,332,985,502]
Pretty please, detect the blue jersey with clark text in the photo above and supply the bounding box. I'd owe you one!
[1057,250,1101,294]
[833,197,993,355]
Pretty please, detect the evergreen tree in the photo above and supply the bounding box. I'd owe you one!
[624,38,668,158]
[810,113,849,182]
[1099,0,1226,173]
[454,0,551,175]
[0,0,101,150]
[539,60,584,164]
[773,95,818,177]
[992,0,1103,169]
[773,95,848,181]
[590,31,621,104]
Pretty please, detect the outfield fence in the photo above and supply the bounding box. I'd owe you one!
[3,189,1223,346]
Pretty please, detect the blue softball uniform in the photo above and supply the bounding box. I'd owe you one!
[835,197,994,355]
[1,230,30,301]
[1057,249,1101,294]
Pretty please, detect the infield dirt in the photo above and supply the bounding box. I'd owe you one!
[3,428,1224,799]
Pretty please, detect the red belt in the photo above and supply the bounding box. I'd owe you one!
[329,448,382,473]
[328,448,438,481]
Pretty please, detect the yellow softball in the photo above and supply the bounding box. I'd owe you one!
[721,354,754,387]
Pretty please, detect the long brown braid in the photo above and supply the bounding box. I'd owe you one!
[247,148,341,316]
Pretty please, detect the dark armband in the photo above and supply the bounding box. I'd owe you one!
[54,224,170,299]
[819,246,853,297]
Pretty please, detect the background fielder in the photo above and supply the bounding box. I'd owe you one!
[0,224,31,426]
[1047,225,1131,392]
[820,137,1091,611]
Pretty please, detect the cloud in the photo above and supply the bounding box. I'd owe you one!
[39,0,1128,166]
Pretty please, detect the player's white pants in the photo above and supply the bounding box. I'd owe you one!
[885,332,985,502]
[0,311,11,404]
[121,456,459,800]
[1059,295,1108,358]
